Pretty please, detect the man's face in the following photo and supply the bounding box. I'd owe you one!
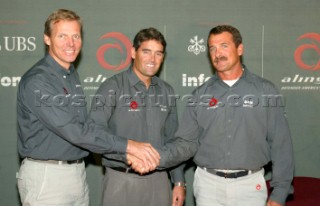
[131,39,164,81]
[208,32,243,74]
[44,20,82,69]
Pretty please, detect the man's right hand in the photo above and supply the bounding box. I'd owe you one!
[127,153,150,175]
[126,140,160,173]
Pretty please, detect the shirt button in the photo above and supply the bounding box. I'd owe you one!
[63,75,66,79]
[228,119,231,123]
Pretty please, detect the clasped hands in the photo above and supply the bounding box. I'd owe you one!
[126,140,160,175]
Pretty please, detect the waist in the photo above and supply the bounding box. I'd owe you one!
[200,166,262,178]
[26,157,84,165]
[109,167,159,176]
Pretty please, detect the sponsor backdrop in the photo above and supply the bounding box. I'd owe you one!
[0,0,319,205]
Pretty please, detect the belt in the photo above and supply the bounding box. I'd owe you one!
[27,157,83,165]
[110,167,157,176]
[201,167,261,178]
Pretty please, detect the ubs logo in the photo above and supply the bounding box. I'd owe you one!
[294,33,320,71]
[96,32,132,71]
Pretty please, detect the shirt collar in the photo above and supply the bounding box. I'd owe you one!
[209,64,251,86]
[45,54,75,76]
[240,65,255,84]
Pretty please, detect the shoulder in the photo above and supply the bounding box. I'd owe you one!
[155,76,175,93]
[95,70,127,94]
[190,75,215,96]
[246,71,279,94]
[19,59,53,89]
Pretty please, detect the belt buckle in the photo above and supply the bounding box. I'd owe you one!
[224,172,228,178]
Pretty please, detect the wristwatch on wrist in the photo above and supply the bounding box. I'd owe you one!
[174,182,187,189]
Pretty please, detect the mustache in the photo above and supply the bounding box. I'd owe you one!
[214,56,227,63]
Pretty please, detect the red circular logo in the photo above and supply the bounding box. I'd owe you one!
[96,32,132,71]
[294,33,320,71]
[130,101,138,109]
[209,97,218,107]
[256,184,261,190]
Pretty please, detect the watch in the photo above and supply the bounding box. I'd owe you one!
[174,182,187,189]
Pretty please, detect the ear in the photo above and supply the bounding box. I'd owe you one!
[161,52,166,63]
[131,47,136,60]
[237,43,244,56]
[44,35,50,46]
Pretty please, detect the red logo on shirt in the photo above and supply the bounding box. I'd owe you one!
[294,33,320,71]
[256,184,261,190]
[130,101,138,109]
[209,97,218,107]
[96,32,132,71]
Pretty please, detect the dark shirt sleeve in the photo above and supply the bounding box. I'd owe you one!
[163,91,185,183]
[22,75,128,154]
[88,80,128,163]
[265,83,294,204]
[169,164,185,183]
[158,91,200,169]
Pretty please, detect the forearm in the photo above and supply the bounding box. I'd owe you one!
[169,163,186,183]
[158,138,198,168]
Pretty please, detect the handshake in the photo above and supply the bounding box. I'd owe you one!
[126,140,161,175]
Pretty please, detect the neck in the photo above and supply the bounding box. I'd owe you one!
[143,80,151,89]
[218,66,243,80]
[49,53,70,70]
[132,68,151,89]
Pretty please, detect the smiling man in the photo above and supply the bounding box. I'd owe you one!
[88,27,185,206]
[16,9,160,206]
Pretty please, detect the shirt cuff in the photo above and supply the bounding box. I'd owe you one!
[112,135,128,154]
[269,184,293,205]
[169,164,185,183]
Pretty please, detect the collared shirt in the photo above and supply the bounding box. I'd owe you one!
[88,67,184,182]
[159,66,294,204]
[17,54,127,161]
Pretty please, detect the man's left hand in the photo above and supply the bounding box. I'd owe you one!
[267,199,283,206]
[172,185,186,206]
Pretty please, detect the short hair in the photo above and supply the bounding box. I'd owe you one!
[208,25,242,47]
[44,9,82,37]
[133,27,166,52]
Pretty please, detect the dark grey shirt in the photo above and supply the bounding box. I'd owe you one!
[159,66,294,204]
[88,68,184,182]
[17,54,127,161]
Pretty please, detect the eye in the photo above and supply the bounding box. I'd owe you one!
[57,34,67,40]
[209,46,216,53]
[156,52,164,57]
[73,34,81,40]
[142,50,151,54]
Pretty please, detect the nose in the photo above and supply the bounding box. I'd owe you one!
[214,48,221,57]
[66,37,74,46]
[150,53,156,61]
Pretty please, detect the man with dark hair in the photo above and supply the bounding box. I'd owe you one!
[89,27,185,206]
[154,25,294,206]
[16,9,159,206]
